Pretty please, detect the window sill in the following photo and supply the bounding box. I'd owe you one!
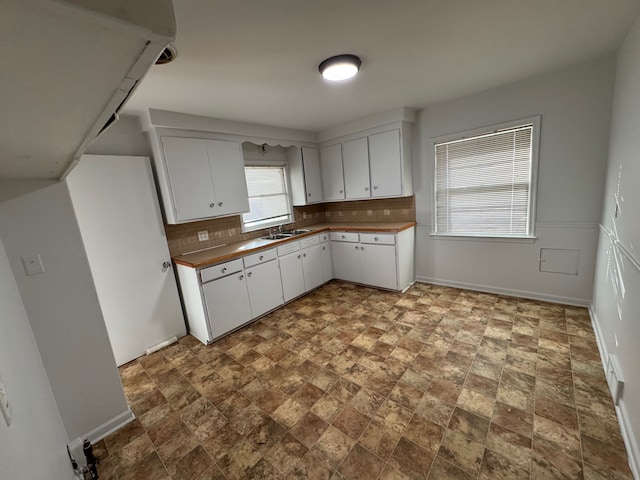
[429,234,537,244]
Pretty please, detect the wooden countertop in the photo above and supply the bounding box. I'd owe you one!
[172,221,416,269]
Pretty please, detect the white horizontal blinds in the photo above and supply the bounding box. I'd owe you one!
[243,166,290,224]
[435,125,533,236]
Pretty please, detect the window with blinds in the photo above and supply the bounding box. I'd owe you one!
[242,165,292,231]
[434,121,537,237]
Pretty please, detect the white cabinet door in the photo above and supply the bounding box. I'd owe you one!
[369,129,402,198]
[280,251,306,301]
[302,147,323,203]
[162,136,217,222]
[360,243,398,290]
[246,260,284,318]
[161,136,249,222]
[321,242,333,283]
[331,241,361,283]
[206,139,249,216]
[302,244,324,291]
[342,137,371,200]
[320,144,345,201]
[203,273,252,339]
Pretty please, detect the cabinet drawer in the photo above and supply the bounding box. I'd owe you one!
[243,248,277,268]
[300,235,320,249]
[330,232,359,243]
[200,258,244,283]
[360,233,395,245]
[319,233,330,243]
[277,240,301,256]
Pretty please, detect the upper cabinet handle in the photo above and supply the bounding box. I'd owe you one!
[259,255,264,261]
[218,201,224,206]
[209,203,215,208]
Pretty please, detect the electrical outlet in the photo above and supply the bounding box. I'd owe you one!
[0,379,12,427]
[197,231,209,242]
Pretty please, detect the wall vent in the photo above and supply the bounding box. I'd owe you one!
[606,354,624,405]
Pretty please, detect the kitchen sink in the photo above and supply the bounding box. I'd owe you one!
[260,229,312,240]
[261,233,293,240]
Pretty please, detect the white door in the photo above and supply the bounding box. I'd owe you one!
[205,139,250,216]
[331,241,361,283]
[360,243,398,290]
[161,136,216,222]
[279,251,306,302]
[203,273,252,338]
[369,129,402,197]
[302,244,324,291]
[67,155,186,365]
[246,260,284,317]
[321,242,333,282]
[302,147,323,203]
[320,144,345,201]
[342,137,371,199]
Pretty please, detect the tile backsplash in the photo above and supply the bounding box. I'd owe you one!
[165,196,415,256]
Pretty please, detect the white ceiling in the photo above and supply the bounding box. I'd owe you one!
[124,0,640,132]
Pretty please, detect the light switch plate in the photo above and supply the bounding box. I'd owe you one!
[0,377,12,427]
[21,254,45,275]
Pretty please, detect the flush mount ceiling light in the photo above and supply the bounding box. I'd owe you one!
[318,54,361,81]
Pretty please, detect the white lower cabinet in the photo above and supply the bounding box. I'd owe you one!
[202,269,252,340]
[280,251,305,302]
[331,228,415,291]
[320,239,333,282]
[302,243,324,291]
[246,259,284,317]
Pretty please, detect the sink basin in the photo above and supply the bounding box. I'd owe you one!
[261,229,312,240]
[261,233,293,240]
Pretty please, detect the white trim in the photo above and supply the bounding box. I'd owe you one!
[599,224,640,273]
[415,276,590,307]
[588,307,640,479]
[67,407,135,463]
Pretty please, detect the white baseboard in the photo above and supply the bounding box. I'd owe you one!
[67,408,135,463]
[589,306,640,479]
[415,276,590,307]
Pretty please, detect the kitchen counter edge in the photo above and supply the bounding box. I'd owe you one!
[172,222,416,269]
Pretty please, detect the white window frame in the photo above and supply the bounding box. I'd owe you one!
[241,162,293,233]
[430,116,540,240]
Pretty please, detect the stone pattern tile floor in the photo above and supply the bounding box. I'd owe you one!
[95,281,633,480]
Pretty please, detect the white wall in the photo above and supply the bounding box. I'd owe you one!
[414,55,616,304]
[592,15,640,476]
[0,239,72,480]
[0,182,131,443]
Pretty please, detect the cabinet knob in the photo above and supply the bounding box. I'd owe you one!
[374,237,378,241]
[308,192,311,197]
[239,274,244,280]
[339,190,343,194]
[222,267,227,273]
[373,185,378,190]
[218,201,224,207]
[303,253,306,257]
[162,261,171,268]
[209,203,215,208]
[259,255,264,261]
[365,187,369,191]
[297,254,301,259]
[341,235,346,239]
[322,246,325,250]
[355,245,359,250]
[248,272,252,277]
[361,246,365,251]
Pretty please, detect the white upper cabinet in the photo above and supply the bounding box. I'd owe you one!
[159,136,249,223]
[369,129,402,197]
[342,137,371,200]
[320,144,345,201]
[288,146,323,205]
